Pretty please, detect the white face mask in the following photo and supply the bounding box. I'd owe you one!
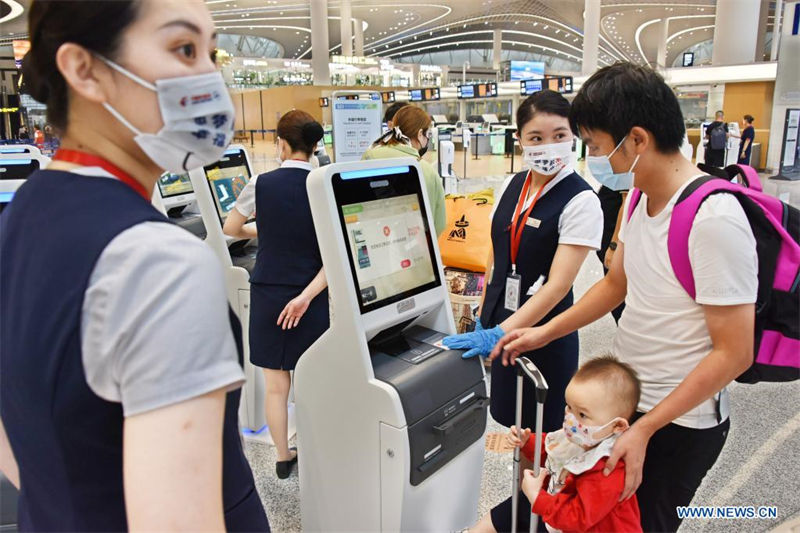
[563,409,623,447]
[521,141,573,175]
[99,57,235,173]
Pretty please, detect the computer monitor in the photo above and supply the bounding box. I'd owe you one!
[332,165,441,314]
[0,158,41,180]
[520,79,543,95]
[157,171,195,209]
[203,147,252,225]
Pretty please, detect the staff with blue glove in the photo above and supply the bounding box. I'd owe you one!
[443,89,603,533]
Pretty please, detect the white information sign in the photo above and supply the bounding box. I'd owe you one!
[332,91,383,163]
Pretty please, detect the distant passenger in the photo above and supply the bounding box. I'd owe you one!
[0,1,269,530]
[223,110,328,480]
[704,110,729,168]
[383,100,409,130]
[363,105,446,234]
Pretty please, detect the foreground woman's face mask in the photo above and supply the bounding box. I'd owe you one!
[100,56,235,173]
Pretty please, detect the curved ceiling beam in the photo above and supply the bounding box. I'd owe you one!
[667,25,714,44]
[633,14,716,64]
[385,39,584,63]
[370,28,586,59]
[0,0,24,24]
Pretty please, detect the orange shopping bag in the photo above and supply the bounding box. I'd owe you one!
[438,190,493,272]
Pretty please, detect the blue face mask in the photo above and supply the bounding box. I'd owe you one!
[586,135,639,191]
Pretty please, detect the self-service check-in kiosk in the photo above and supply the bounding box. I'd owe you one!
[295,158,487,531]
[151,171,207,239]
[185,145,267,434]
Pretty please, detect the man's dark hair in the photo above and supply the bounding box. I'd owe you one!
[569,62,685,153]
[384,102,409,124]
[516,89,575,134]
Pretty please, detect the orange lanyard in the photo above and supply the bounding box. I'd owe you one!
[509,170,552,273]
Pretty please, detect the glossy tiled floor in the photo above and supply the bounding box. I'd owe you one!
[240,142,800,532]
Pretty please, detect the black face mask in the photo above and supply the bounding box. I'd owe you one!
[418,143,429,158]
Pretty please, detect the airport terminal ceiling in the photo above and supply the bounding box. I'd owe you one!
[0,1,781,69]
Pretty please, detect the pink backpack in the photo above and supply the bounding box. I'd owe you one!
[627,165,800,384]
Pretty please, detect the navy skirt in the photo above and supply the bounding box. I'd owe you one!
[249,283,329,370]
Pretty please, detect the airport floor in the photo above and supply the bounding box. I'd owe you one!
[241,141,800,532]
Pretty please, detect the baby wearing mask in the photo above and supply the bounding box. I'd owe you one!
[508,355,643,533]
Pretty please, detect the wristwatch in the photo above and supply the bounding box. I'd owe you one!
[609,241,618,251]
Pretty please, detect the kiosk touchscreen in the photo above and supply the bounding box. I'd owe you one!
[203,149,252,225]
[296,159,487,532]
[186,145,266,434]
[157,172,194,209]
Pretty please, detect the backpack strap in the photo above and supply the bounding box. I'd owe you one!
[668,176,751,300]
[730,164,764,192]
[626,188,642,223]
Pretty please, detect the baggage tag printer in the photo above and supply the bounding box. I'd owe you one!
[296,158,488,532]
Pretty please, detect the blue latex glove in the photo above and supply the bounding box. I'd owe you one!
[442,325,505,359]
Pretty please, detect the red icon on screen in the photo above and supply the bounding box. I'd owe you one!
[401,259,411,268]
[383,226,391,236]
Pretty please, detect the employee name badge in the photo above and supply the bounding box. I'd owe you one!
[505,272,522,312]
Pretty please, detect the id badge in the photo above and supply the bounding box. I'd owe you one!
[504,273,522,312]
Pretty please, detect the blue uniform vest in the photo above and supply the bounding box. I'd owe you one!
[481,170,591,431]
[481,170,592,327]
[250,167,322,286]
[0,170,268,531]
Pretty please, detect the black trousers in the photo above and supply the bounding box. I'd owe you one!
[633,412,730,532]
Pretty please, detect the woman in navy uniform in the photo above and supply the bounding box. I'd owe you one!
[0,1,269,530]
[444,90,603,532]
[224,110,327,479]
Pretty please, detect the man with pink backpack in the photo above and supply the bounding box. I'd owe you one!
[489,63,799,532]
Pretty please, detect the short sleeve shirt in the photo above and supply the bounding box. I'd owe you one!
[76,168,244,417]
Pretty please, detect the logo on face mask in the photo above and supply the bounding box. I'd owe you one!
[98,56,235,173]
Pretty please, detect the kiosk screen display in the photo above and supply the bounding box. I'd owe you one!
[333,165,441,313]
[157,172,193,198]
[203,148,252,224]
[0,158,40,180]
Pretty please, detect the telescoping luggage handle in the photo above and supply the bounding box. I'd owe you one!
[511,357,549,533]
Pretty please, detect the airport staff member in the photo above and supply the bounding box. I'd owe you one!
[444,90,603,532]
[732,114,756,165]
[362,105,446,235]
[224,110,328,480]
[0,1,269,531]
